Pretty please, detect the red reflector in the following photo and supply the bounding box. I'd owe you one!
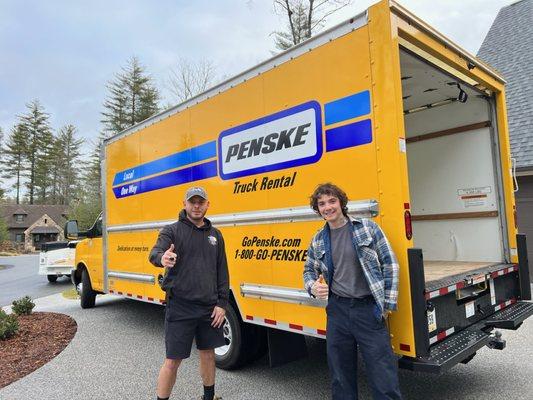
[399,343,411,352]
[404,203,410,210]
[513,205,518,229]
[404,210,412,240]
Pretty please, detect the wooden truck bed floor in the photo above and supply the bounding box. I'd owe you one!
[423,260,509,292]
[424,261,496,282]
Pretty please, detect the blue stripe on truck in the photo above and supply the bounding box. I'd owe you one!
[325,119,372,152]
[112,91,373,199]
[112,160,217,199]
[112,141,217,186]
[324,90,371,126]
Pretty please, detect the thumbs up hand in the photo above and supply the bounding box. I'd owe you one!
[162,243,177,268]
[312,274,329,299]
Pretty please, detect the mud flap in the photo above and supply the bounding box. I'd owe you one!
[267,329,308,367]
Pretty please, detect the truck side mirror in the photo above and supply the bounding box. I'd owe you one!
[65,220,79,240]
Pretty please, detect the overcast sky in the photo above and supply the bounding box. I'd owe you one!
[0,0,515,155]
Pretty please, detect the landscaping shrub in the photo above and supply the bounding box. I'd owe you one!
[0,309,19,340]
[12,296,35,316]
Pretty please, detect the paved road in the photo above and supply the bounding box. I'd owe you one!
[1,292,532,400]
[0,255,72,306]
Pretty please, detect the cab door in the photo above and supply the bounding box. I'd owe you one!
[85,216,104,291]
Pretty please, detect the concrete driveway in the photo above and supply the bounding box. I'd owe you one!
[0,255,72,307]
[1,292,532,400]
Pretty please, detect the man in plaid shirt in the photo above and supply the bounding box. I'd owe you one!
[303,183,402,400]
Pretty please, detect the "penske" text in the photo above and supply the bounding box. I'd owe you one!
[225,123,311,162]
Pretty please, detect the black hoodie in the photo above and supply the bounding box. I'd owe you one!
[149,210,229,309]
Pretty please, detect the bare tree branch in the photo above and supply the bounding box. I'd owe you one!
[166,58,216,104]
[272,0,352,51]
[310,1,351,31]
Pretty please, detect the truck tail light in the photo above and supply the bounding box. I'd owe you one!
[404,210,412,240]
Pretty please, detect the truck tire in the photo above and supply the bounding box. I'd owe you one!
[215,303,267,370]
[47,274,58,283]
[80,269,97,309]
[215,303,245,370]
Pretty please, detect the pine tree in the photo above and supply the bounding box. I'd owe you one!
[101,56,160,137]
[1,124,28,204]
[33,128,54,204]
[79,132,105,216]
[57,125,84,205]
[17,100,52,204]
[86,133,104,194]
[0,127,4,200]
[72,163,102,232]
[45,134,65,204]
[0,214,8,242]
[83,56,160,216]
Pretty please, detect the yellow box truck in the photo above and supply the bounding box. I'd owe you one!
[66,0,533,373]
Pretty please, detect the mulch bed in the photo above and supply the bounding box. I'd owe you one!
[0,312,77,388]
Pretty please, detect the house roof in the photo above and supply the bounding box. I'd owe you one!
[1,204,69,229]
[477,0,533,169]
[30,226,60,234]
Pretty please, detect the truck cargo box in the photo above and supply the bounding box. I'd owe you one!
[66,0,532,372]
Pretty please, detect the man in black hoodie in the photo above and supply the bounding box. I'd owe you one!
[149,186,229,400]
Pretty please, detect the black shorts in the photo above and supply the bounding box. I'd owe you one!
[164,296,225,360]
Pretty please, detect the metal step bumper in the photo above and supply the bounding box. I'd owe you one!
[399,329,491,373]
[484,301,533,330]
[400,301,533,373]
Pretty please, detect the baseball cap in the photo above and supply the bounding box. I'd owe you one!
[185,187,208,201]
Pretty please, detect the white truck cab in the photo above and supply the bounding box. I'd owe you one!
[39,241,79,283]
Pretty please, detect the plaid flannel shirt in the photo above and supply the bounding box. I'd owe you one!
[303,217,399,313]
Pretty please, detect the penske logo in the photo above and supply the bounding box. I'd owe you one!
[224,123,310,163]
[218,101,322,180]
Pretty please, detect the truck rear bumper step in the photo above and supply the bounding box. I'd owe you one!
[399,329,490,373]
[484,301,533,330]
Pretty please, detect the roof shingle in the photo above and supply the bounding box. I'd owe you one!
[1,204,69,229]
[477,0,533,169]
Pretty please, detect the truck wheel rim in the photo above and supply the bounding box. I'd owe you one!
[215,318,232,357]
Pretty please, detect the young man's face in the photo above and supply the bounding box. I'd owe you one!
[183,196,209,223]
[317,194,344,225]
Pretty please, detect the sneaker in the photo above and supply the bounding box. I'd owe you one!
[200,396,222,400]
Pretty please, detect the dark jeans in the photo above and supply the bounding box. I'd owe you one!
[326,294,402,400]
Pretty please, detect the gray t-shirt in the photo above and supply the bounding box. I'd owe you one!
[330,222,372,299]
